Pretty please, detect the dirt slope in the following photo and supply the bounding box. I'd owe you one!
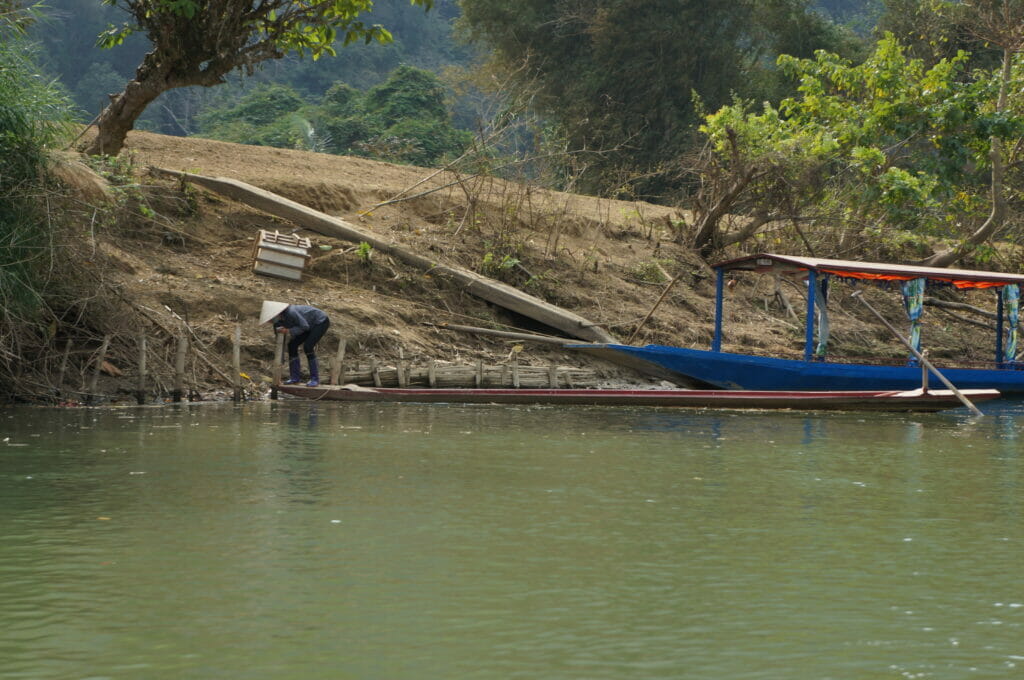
[56,129,998,401]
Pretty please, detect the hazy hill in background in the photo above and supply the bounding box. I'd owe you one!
[33,0,471,137]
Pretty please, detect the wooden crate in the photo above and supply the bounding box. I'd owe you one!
[252,230,311,281]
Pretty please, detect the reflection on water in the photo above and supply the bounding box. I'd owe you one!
[1,401,1023,680]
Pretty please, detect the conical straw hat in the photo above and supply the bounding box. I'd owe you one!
[260,300,289,324]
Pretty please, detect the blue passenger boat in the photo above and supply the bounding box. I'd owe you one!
[569,253,1024,393]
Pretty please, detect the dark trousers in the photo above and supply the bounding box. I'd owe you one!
[287,319,330,361]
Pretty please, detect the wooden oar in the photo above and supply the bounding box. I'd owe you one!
[851,291,984,416]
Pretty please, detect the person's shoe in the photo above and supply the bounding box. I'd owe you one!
[306,357,320,387]
[282,358,302,385]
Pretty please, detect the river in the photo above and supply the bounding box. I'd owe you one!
[2,400,1023,679]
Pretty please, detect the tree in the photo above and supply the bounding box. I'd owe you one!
[696,34,1023,261]
[922,0,1024,266]
[457,0,860,200]
[197,66,470,165]
[85,0,432,156]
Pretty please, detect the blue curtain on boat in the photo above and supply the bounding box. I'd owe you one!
[1003,284,1019,363]
[901,277,926,362]
[815,276,830,358]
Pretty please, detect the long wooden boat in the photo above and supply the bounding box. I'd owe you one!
[277,384,1000,412]
[569,253,1024,393]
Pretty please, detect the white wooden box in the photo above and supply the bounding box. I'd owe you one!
[252,230,311,281]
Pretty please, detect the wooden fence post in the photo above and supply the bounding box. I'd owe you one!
[232,324,242,403]
[57,338,72,396]
[173,335,187,403]
[332,338,347,385]
[271,332,284,400]
[136,333,147,405]
[88,335,111,405]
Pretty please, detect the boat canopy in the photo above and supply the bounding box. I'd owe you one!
[713,253,1024,289]
[708,253,1023,365]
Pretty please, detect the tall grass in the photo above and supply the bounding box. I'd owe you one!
[0,33,74,391]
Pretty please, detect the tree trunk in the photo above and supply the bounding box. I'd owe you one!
[84,74,168,156]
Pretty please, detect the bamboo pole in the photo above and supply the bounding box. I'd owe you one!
[428,360,436,388]
[429,322,570,346]
[173,335,187,403]
[852,291,983,416]
[136,333,147,405]
[398,347,407,387]
[549,364,558,388]
[88,335,111,405]
[332,338,347,385]
[371,359,382,387]
[271,333,284,400]
[232,324,242,403]
[627,271,685,345]
[475,359,483,388]
[57,338,72,395]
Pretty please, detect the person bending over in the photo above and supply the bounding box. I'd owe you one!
[260,300,330,386]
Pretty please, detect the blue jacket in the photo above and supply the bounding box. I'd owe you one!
[273,305,329,337]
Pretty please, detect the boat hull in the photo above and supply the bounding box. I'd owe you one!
[276,384,999,412]
[568,344,1024,394]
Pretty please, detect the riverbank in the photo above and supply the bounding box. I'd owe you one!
[10,129,1007,403]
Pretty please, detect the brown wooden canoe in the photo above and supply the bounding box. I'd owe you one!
[276,385,1001,412]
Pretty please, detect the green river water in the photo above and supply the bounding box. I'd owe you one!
[2,400,1024,679]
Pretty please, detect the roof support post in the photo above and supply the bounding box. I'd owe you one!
[996,288,1005,367]
[804,270,817,362]
[712,267,724,352]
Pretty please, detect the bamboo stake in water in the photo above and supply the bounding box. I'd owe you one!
[173,335,187,403]
[88,335,111,405]
[57,338,72,395]
[271,332,284,400]
[332,338,347,385]
[851,290,983,416]
[136,333,147,405]
[232,324,242,403]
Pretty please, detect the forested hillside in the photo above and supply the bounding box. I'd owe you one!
[32,0,469,136]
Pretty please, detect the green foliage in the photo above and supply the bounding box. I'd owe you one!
[355,240,373,263]
[458,0,863,200]
[197,65,470,165]
[364,64,447,124]
[701,34,1020,243]
[0,35,74,362]
[480,251,519,276]
[200,84,307,129]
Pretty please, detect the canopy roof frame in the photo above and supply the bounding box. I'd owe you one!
[709,253,1021,366]
[713,253,1024,289]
